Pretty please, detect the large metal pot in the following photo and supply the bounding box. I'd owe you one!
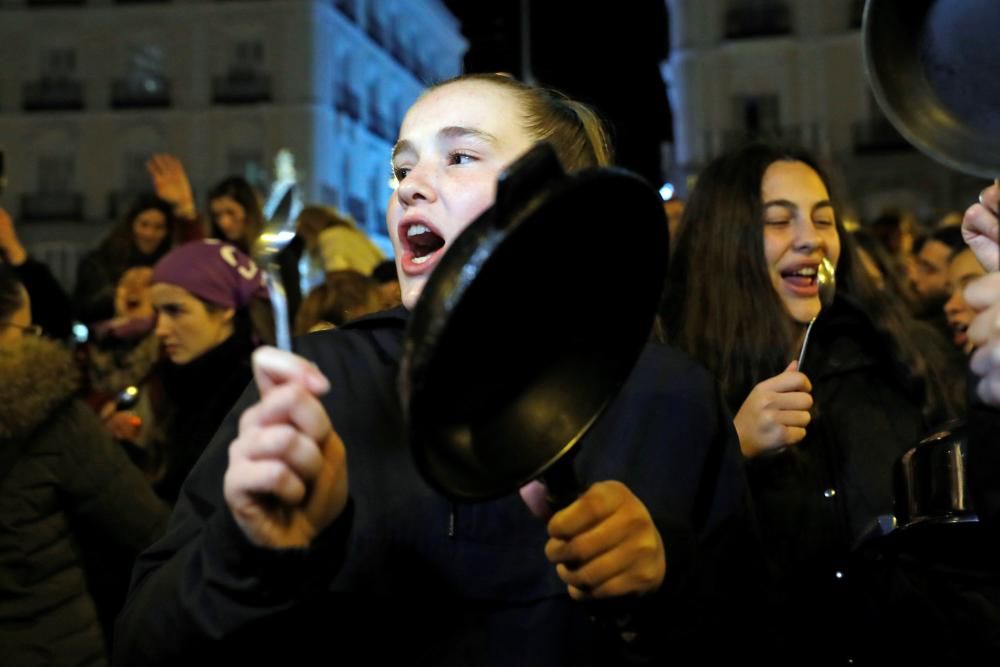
[863,0,1000,178]
[894,420,977,530]
[400,143,668,502]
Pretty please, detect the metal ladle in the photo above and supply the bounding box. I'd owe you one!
[252,182,298,351]
[795,256,836,372]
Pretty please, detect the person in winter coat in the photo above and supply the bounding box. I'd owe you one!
[113,73,768,666]
[661,143,991,664]
[73,193,199,325]
[146,239,269,505]
[0,264,169,666]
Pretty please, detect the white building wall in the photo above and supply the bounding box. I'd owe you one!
[662,0,980,220]
[0,0,465,282]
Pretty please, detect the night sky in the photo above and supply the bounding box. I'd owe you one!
[442,1,673,186]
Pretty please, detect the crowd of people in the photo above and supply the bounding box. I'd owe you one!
[0,70,998,666]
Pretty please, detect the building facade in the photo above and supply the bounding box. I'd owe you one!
[0,0,465,285]
[663,0,982,224]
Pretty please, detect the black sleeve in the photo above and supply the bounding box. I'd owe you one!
[12,255,73,340]
[73,252,116,325]
[578,347,771,663]
[59,400,170,549]
[113,383,353,667]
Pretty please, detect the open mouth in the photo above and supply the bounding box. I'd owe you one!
[400,221,447,273]
[780,265,818,287]
[950,320,969,347]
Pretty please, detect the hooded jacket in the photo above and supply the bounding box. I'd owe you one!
[0,336,169,666]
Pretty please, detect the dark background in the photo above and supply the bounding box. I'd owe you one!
[442,1,674,187]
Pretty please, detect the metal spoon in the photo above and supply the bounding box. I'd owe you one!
[252,182,298,351]
[795,256,836,372]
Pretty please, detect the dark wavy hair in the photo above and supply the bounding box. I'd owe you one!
[101,193,178,270]
[662,143,958,421]
[207,176,264,253]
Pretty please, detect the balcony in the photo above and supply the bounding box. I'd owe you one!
[21,192,84,222]
[852,118,914,154]
[335,83,361,120]
[111,78,171,109]
[367,109,391,141]
[212,70,272,105]
[334,0,356,22]
[346,194,367,226]
[724,3,792,39]
[26,0,86,6]
[22,79,84,112]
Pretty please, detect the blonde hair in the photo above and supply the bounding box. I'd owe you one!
[426,73,613,172]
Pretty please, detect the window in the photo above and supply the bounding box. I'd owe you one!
[724,1,792,39]
[42,49,76,82]
[112,45,170,108]
[38,154,74,193]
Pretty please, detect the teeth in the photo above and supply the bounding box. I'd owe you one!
[412,254,431,265]
[407,224,430,238]
[792,267,817,277]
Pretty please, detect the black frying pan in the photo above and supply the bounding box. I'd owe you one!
[400,142,669,503]
[863,0,1000,177]
[863,1,997,536]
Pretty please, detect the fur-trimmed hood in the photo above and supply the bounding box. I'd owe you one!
[0,336,80,440]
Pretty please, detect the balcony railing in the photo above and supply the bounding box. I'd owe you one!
[22,79,84,112]
[367,109,391,141]
[346,194,367,226]
[852,118,913,154]
[111,78,171,109]
[724,3,792,39]
[334,0,356,21]
[335,83,361,120]
[21,192,84,222]
[212,71,272,105]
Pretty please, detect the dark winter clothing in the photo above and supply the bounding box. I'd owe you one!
[0,335,169,666]
[115,308,766,666]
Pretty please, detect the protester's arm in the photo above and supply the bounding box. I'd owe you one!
[0,207,72,338]
[733,361,813,457]
[114,349,353,666]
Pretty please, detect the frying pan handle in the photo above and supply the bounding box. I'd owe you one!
[541,449,582,512]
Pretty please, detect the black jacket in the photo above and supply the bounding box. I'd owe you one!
[155,332,255,505]
[0,336,169,666]
[747,296,958,664]
[115,308,767,666]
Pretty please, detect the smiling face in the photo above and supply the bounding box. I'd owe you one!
[944,247,987,354]
[132,208,169,256]
[386,80,538,309]
[761,160,841,325]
